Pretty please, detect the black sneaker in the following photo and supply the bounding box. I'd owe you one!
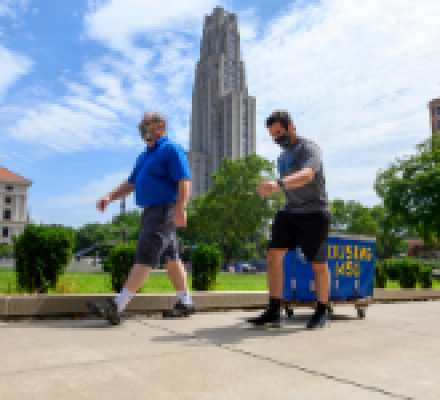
[163,300,195,318]
[86,298,121,326]
[247,308,281,328]
[306,307,330,329]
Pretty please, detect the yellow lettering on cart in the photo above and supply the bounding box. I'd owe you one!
[328,245,338,259]
[336,261,345,277]
[359,247,367,260]
[366,247,372,262]
[354,245,359,260]
[346,245,352,260]
[353,263,360,278]
[346,260,353,277]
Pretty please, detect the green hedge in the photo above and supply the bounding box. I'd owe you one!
[374,261,388,288]
[13,224,75,293]
[375,258,434,288]
[103,241,137,293]
[191,243,221,291]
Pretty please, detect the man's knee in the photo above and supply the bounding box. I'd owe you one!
[267,248,287,264]
[311,262,328,272]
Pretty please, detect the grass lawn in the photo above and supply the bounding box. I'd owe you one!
[0,268,439,295]
[0,269,268,295]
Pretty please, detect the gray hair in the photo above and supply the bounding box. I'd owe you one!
[150,112,167,134]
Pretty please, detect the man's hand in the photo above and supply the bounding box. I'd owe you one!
[174,207,187,227]
[257,180,281,198]
[97,195,111,212]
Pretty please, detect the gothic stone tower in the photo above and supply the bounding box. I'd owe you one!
[187,6,257,199]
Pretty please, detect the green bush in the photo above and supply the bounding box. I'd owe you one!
[386,261,401,281]
[0,243,13,257]
[398,259,421,288]
[419,266,433,288]
[13,224,75,293]
[104,241,136,292]
[374,261,387,288]
[192,243,221,291]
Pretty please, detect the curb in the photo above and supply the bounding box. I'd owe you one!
[0,289,440,319]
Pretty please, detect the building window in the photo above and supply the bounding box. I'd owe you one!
[224,62,228,90]
[437,120,440,131]
[2,227,8,238]
[230,61,235,90]
[237,69,240,90]
[6,185,13,192]
[3,209,11,220]
[196,160,200,194]
[229,31,236,60]
[5,197,11,205]
[437,107,440,116]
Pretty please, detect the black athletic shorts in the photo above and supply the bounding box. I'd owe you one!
[135,202,179,267]
[268,210,331,263]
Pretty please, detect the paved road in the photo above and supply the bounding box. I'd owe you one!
[1,301,439,399]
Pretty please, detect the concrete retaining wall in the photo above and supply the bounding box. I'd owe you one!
[0,289,439,319]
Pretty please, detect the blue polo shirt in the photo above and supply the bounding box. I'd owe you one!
[127,136,191,207]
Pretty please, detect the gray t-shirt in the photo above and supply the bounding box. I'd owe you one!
[277,136,330,214]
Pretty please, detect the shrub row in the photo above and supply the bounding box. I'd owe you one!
[12,224,222,294]
[374,259,433,289]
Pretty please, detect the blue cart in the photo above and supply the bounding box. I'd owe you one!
[282,233,376,319]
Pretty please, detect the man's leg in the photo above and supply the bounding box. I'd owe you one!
[311,261,331,303]
[86,263,151,325]
[165,259,187,292]
[267,248,288,299]
[306,261,331,329]
[247,247,287,327]
[124,263,151,293]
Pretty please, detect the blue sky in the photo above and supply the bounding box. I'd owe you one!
[1,0,439,229]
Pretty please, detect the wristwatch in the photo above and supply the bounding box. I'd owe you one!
[277,178,285,190]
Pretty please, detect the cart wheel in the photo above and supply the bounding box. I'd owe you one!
[285,307,294,318]
[357,307,366,319]
[327,306,334,316]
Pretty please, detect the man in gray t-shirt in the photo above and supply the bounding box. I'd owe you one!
[277,135,330,214]
[247,110,332,330]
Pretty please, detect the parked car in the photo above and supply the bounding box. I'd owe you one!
[241,263,257,274]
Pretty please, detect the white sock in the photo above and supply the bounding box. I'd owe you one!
[114,288,134,313]
[177,289,193,306]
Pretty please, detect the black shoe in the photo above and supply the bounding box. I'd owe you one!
[247,308,281,328]
[306,307,330,329]
[163,300,195,318]
[86,298,121,326]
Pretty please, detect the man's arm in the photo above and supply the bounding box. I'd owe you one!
[280,168,315,190]
[108,181,134,202]
[176,179,191,210]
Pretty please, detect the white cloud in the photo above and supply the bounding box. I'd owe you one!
[236,0,440,205]
[84,0,219,54]
[0,45,33,102]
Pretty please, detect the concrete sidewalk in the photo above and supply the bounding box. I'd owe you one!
[1,301,439,399]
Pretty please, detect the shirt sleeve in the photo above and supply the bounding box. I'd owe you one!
[301,141,322,174]
[127,152,145,185]
[167,145,192,183]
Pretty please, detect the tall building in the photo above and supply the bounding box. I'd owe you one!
[0,167,32,245]
[428,97,440,137]
[187,6,256,199]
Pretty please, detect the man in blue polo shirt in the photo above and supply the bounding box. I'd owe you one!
[87,112,194,325]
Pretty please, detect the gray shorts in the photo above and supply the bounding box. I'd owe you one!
[135,202,179,268]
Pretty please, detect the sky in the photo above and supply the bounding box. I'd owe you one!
[1,0,439,229]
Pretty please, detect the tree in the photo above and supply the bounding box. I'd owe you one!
[374,135,440,249]
[185,153,284,265]
[329,199,378,236]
